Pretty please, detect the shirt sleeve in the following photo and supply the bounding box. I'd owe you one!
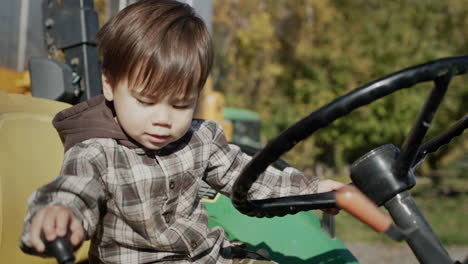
[203,122,318,200]
[20,142,107,252]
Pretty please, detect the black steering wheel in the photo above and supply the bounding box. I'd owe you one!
[231,56,468,218]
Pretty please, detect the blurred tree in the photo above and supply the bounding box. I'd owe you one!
[212,0,467,181]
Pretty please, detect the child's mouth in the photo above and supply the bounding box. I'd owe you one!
[146,133,170,143]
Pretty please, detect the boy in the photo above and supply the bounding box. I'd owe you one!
[20,0,343,263]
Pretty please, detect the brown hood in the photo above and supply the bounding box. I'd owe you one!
[53,95,141,152]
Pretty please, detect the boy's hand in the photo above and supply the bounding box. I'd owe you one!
[317,179,346,215]
[29,205,84,253]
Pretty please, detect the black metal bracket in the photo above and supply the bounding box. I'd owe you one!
[34,0,102,104]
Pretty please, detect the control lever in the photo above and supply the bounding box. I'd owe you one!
[335,185,404,241]
[41,232,75,264]
[336,185,392,232]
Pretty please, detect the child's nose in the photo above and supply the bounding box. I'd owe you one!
[151,105,171,128]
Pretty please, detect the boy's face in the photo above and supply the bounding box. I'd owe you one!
[102,74,197,150]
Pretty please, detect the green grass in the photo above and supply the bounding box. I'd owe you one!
[334,188,468,246]
[414,192,468,245]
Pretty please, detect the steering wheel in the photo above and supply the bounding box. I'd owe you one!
[231,56,468,219]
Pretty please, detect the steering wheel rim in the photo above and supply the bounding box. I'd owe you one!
[231,56,468,218]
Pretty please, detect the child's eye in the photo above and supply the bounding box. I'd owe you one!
[137,99,154,106]
[173,104,191,110]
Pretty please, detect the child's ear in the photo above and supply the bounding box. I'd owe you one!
[101,73,114,101]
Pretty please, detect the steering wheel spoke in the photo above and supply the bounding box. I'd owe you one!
[245,191,336,217]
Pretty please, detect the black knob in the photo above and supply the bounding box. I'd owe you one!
[41,233,75,264]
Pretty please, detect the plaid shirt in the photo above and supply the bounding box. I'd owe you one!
[21,119,318,263]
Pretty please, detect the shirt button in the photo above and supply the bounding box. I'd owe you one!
[191,241,197,249]
[169,181,175,189]
[164,214,171,223]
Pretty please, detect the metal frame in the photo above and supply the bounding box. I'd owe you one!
[30,0,101,104]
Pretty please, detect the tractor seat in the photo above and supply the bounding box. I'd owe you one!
[0,90,89,263]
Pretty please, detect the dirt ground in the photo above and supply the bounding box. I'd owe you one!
[346,243,468,264]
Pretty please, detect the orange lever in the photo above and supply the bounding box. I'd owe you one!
[335,185,392,233]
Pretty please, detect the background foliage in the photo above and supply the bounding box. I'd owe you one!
[212,0,467,183]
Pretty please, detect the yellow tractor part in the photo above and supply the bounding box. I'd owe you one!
[0,90,90,263]
[195,77,233,141]
[0,67,31,95]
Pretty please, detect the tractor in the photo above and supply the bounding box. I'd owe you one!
[0,1,466,264]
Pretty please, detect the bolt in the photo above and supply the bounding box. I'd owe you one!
[46,37,54,45]
[71,74,81,85]
[70,57,80,65]
[45,18,54,28]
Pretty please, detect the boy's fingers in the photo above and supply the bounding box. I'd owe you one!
[55,209,71,237]
[317,179,344,193]
[42,209,58,241]
[30,210,46,252]
[69,215,84,246]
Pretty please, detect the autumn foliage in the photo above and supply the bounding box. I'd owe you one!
[212,0,468,177]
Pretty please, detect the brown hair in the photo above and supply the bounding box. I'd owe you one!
[95,0,212,100]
